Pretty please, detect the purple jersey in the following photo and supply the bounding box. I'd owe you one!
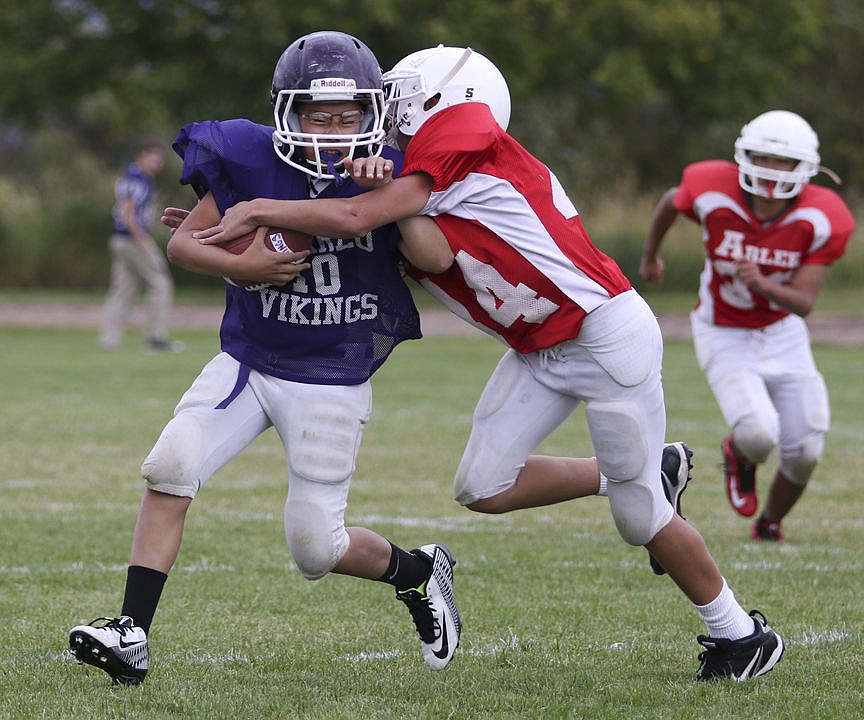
[112,162,156,235]
[173,119,421,384]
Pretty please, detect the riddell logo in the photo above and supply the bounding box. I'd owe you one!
[311,78,357,91]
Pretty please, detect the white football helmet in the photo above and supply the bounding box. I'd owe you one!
[271,31,386,180]
[733,110,820,199]
[383,45,511,139]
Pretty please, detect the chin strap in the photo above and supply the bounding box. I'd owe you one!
[818,165,842,185]
[428,46,474,97]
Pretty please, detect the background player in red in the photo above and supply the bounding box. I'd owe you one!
[193,45,785,682]
[69,31,462,686]
[640,110,854,542]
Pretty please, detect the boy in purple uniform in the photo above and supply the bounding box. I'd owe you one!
[69,31,460,685]
[99,140,182,352]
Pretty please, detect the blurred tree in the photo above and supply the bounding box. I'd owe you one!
[0,0,859,289]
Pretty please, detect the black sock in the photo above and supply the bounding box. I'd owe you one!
[121,565,168,634]
[376,543,431,591]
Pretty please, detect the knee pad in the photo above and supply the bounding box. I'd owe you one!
[284,499,349,580]
[710,371,778,463]
[453,445,521,507]
[141,414,204,499]
[585,401,648,481]
[779,374,829,486]
[607,478,673,546]
[731,415,778,464]
[780,432,824,486]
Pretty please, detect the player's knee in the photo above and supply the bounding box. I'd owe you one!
[608,481,672,546]
[780,433,824,486]
[457,479,517,512]
[779,374,830,486]
[732,417,778,464]
[465,494,509,514]
[284,499,349,580]
[453,445,520,509]
[141,415,203,499]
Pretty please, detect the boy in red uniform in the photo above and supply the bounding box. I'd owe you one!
[641,110,854,541]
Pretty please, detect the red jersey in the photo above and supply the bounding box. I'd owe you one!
[675,160,854,329]
[403,103,631,353]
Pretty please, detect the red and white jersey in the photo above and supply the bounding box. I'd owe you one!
[403,103,631,353]
[675,160,854,329]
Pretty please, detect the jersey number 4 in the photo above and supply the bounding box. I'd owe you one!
[458,250,559,326]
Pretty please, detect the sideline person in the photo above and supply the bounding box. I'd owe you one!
[99,140,184,353]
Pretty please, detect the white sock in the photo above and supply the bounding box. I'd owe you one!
[694,578,756,640]
[597,467,607,497]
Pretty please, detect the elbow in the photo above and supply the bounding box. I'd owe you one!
[427,251,455,274]
[401,244,455,274]
[166,234,197,269]
[795,302,815,318]
[338,203,379,238]
[165,237,183,265]
[165,239,179,264]
[342,216,374,238]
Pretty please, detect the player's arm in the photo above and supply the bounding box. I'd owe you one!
[342,158,453,272]
[396,216,455,273]
[195,173,434,247]
[640,187,680,284]
[167,192,308,286]
[161,181,452,273]
[736,261,826,317]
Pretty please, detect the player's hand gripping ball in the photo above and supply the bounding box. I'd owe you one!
[220,226,313,290]
[219,225,312,257]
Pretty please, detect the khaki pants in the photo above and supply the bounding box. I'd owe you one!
[99,234,174,348]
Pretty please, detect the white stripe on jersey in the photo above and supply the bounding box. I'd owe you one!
[693,191,750,224]
[779,207,832,253]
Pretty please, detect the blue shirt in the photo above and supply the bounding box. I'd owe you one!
[112,162,156,234]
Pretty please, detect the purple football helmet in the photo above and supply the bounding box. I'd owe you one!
[271,31,386,180]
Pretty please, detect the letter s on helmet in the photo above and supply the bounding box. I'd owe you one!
[733,110,820,199]
[383,46,511,139]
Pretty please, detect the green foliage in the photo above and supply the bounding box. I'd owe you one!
[0,1,858,178]
[1,328,863,718]
[0,1,862,289]
[36,199,114,287]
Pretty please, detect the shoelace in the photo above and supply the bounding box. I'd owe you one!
[90,616,134,637]
[397,589,441,642]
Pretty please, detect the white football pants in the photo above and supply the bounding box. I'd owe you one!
[454,290,673,546]
[691,312,829,485]
[141,352,371,578]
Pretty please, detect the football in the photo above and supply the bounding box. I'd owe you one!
[219,226,313,258]
[220,226,314,290]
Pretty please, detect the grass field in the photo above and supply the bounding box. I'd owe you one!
[1,326,862,719]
